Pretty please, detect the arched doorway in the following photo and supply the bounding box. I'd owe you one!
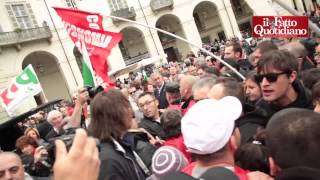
[193,1,225,43]
[155,14,190,62]
[22,51,70,104]
[230,0,254,38]
[119,27,150,66]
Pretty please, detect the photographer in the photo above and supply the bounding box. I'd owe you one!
[15,135,51,177]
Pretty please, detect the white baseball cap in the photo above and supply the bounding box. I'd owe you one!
[181,96,242,155]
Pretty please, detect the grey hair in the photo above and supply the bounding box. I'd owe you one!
[192,76,217,94]
[47,110,62,125]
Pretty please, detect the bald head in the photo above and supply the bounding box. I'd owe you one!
[0,152,24,180]
[121,88,129,99]
[208,83,225,100]
[179,75,197,100]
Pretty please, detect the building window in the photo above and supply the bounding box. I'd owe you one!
[66,0,77,8]
[11,4,32,29]
[231,0,243,16]
[218,31,226,42]
[108,0,128,11]
[5,2,38,29]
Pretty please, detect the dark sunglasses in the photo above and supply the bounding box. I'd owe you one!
[254,72,289,83]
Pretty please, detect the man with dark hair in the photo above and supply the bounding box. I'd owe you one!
[255,50,313,120]
[160,109,192,163]
[165,82,181,110]
[138,92,166,140]
[224,42,243,60]
[224,42,252,76]
[251,40,278,69]
[266,108,320,178]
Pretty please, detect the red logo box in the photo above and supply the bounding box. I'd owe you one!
[252,16,309,38]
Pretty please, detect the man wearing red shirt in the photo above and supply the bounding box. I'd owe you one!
[181,97,249,180]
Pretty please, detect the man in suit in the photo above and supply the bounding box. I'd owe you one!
[151,72,168,109]
[45,89,89,141]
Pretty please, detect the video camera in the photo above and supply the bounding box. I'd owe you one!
[45,128,77,160]
[45,128,100,161]
[85,85,104,99]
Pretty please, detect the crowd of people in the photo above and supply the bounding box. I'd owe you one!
[2,28,320,179]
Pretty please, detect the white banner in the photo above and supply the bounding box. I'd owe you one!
[0,65,42,115]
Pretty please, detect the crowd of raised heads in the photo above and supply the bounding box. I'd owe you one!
[2,34,320,180]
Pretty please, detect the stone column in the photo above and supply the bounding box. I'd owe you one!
[217,7,236,39]
[143,30,166,59]
[223,0,242,39]
[296,0,307,13]
[180,18,203,55]
[245,0,278,16]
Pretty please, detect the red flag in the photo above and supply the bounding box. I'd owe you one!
[53,7,122,89]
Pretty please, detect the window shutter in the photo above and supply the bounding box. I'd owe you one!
[26,3,37,27]
[5,4,18,28]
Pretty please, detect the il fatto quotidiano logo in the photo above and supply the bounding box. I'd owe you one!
[252,16,309,38]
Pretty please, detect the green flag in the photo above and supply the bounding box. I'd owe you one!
[80,43,96,87]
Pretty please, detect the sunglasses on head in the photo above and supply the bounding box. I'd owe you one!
[254,72,290,83]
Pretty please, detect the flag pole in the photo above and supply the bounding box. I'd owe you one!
[43,0,80,88]
[103,14,246,80]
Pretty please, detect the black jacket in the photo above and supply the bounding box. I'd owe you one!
[236,111,268,144]
[256,80,314,121]
[276,166,320,180]
[21,154,51,177]
[99,139,148,180]
[123,131,157,168]
[238,58,253,76]
[154,82,169,109]
[139,117,167,140]
[37,121,53,139]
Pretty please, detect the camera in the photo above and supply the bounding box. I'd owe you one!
[43,128,77,161]
[45,128,100,161]
[85,85,104,99]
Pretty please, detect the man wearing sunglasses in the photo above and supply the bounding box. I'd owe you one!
[255,50,313,120]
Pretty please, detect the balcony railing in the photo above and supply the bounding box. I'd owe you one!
[0,26,52,50]
[150,0,174,13]
[124,53,150,66]
[111,7,136,24]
